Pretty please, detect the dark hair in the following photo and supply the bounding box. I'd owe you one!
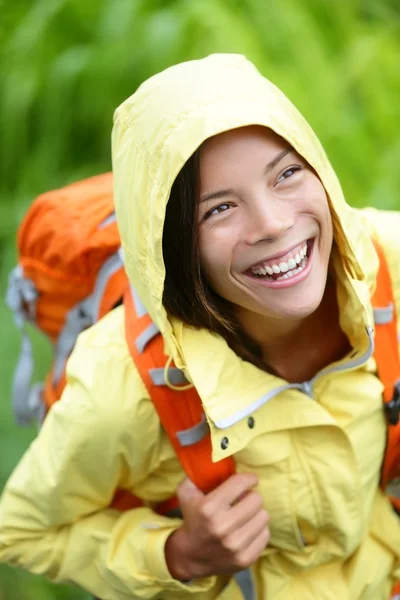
[162,150,264,368]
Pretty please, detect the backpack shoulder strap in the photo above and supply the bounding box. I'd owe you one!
[123,286,235,493]
[371,237,400,512]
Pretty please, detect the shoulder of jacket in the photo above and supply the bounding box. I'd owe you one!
[59,306,174,485]
[65,305,158,434]
[357,207,400,267]
[356,207,400,316]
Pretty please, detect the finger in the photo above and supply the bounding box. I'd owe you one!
[227,508,270,554]
[225,491,268,531]
[177,478,204,512]
[206,473,258,509]
[178,477,204,498]
[233,522,270,570]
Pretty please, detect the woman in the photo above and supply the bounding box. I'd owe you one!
[0,53,399,599]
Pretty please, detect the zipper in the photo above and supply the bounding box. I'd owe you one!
[214,326,374,429]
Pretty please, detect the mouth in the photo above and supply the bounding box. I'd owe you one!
[245,238,314,286]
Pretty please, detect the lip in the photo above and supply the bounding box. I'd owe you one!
[245,238,315,289]
[247,239,309,272]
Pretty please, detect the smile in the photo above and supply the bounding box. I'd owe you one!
[245,239,314,287]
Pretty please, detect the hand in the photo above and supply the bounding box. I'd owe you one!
[165,473,270,580]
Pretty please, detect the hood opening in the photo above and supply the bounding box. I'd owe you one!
[112,53,368,367]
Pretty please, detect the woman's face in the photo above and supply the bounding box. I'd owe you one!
[198,126,333,324]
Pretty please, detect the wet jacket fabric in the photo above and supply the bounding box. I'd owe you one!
[1,54,400,600]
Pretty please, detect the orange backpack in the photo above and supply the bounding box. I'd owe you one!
[6,173,128,425]
[6,175,400,521]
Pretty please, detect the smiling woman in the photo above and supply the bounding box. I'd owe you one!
[1,54,400,600]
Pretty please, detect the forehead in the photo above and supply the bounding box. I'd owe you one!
[200,126,289,165]
[199,126,291,182]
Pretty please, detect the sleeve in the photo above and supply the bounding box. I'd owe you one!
[0,324,216,599]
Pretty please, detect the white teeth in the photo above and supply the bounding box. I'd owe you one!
[251,242,310,277]
[279,261,289,273]
[276,255,308,280]
[278,271,293,280]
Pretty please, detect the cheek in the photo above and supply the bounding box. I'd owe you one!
[199,230,233,289]
[314,195,334,264]
[320,197,333,245]
[303,179,332,234]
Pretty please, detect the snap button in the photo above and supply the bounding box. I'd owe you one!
[247,416,255,429]
[220,436,229,450]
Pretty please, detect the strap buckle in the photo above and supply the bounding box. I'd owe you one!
[385,381,400,425]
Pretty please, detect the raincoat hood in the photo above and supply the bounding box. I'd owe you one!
[112,53,377,365]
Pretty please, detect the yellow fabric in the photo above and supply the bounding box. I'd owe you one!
[1,54,400,599]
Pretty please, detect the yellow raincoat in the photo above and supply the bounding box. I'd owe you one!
[1,54,400,600]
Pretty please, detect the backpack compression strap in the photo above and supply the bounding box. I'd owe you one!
[49,249,125,396]
[123,286,235,493]
[5,265,44,425]
[371,238,400,514]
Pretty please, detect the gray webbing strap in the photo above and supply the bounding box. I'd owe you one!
[234,569,256,600]
[135,322,160,354]
[88,250,124,323]
[28,382,46,426]
[149,367,188,387]
[98,212,116,229]
[52,303,92,385]
[52,249,124,386]
[118,249,148,318]
[125,278,158,351]
[5,266,42,425]
[176,414,209,447]
[130,284,148,318]
[373,304,394,325]
[11,329,37,425]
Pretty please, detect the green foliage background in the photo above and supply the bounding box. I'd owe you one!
[0,0,399,598]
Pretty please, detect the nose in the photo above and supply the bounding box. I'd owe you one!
[244,194,295,245]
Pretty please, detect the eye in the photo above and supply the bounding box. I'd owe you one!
[276,165,303,184]
[203,203,232,220]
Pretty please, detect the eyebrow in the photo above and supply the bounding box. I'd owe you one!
[264,148,291,173]
[199,148,292,204]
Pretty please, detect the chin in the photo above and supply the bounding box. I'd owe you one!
[260,290,325,321]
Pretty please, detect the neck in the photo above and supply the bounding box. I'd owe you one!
[235,276,347,381]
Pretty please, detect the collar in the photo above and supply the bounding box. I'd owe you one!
[171,249,375,437]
